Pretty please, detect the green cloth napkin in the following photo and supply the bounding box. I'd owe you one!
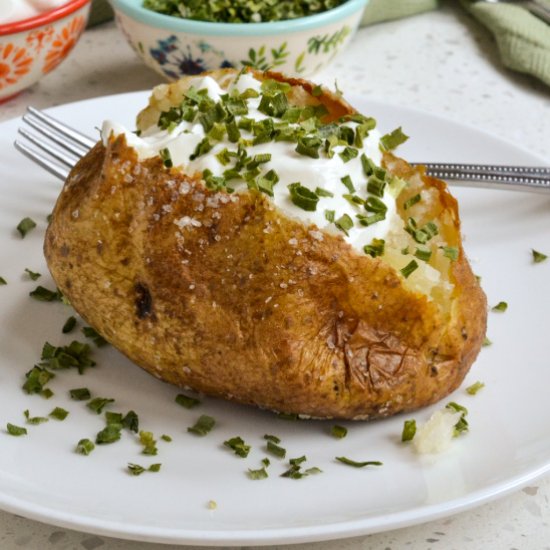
[360,0,550,87]
[361,0,439,25]
[462,0,550,87]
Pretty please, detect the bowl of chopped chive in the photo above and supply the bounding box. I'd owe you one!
[109,0,369,79]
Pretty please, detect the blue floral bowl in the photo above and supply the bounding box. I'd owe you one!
[110,0,369,80]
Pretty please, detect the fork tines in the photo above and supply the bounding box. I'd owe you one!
[14,106,95,181]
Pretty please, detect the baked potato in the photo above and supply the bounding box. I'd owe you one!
[44,69,487,420]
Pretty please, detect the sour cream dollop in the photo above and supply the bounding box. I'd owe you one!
[0,0,68,24]
[102,74,402,253]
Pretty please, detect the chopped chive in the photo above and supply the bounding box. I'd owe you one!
[288,183,319,212]
[49,407,69,421]
[0,277,6,285]
[87,397,114,415]
[414,247,432,262]
[127,463,146,476]
[175,393,200,409]
[7,423,27,436]
[263,434,281,444]
[360,153,374,177]
[406,218,439,244]
[281,456,322,479]
[75,438,95,455]
[343,194,365,207]
[403,193,421,210]
[62,316,77,334]
[161,434,172,442]
[441,246,459,261]
[356,212,385,227]
[24,410,48,425]
[17,217,37,238]
[400,260,419,279]
[224,436,251,458]
[95,424,122,444]
[340,175,355,193]
[70,387,91,401]
[188,415,215,436]
[315,187,334,198]
[256,169,279,197]
[483,336,492,346]
[122,410,139,433]
[148,463,161,472]
[159,148,173,168]
[335,457,383,468]
[324,209,335,223]
[532,249,548,263]
[364,238,385,258]
[334,214,353,235]
[338,146,358,163]
[105,411,123,426]
[401,419,416,442]
[492,301,508,312]
[248,467,269,480]
[41,388,54,399]
[466,381,485,395]
[266,440,287,458]
[190,137,213,160]
[380,127,409,151]
[139,431,158,455]
[446,402,469,436]
[331,425,347,439]
[367,176,386,198]
[22,366,55,395]
[29,286,63,302]
[295,136,321,159]
[258,91,288,118]
[24,268,41,281]
[364,196,387,214]
[226,118,241,142]
[447,401,468,415]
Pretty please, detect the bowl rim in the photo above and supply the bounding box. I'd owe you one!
[0,0,91,37]
[111,0,369,37]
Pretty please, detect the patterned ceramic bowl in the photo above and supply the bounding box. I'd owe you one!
[0,0,91,102]
[110,0,369,80]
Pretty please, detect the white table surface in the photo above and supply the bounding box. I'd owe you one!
[1,2,549,549]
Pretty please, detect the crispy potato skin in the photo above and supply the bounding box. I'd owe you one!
[44,72,487,420]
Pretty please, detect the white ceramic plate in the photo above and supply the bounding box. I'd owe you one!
[0,92,549,546]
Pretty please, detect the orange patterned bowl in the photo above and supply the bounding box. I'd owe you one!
[0,0,91,102]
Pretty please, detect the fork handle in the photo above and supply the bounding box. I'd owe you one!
[413,162,550,176]
[422,169,550,194]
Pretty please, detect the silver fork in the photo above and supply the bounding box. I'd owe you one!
[14,106,550,193]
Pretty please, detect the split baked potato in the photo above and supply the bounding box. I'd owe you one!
[44,69,487,419]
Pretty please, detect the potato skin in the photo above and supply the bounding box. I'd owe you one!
[44,73,487,420]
